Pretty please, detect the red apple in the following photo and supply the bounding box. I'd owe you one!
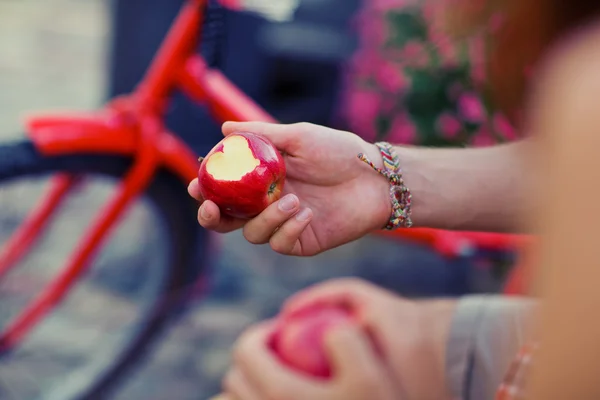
[270,304,355,378]
[197,131,286,219]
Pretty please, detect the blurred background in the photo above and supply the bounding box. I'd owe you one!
[0,0,518,399]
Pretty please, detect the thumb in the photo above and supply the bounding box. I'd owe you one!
[324,323,382,379]
[222,121,300,152]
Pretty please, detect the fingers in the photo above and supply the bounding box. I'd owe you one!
[197,200,246,233]
[187,179,202,202]
[241,193,313,254]
[268,207,313,255]
[191,178,313,244]
[190,178,246,233]
[281,278,387,317]
[222,368,262,400]
[242,194,300,244]
[325,324,397,400]
[324,324,382,381]
[232,321,326,400]
[190,178,267,234]
[222,121,312,152]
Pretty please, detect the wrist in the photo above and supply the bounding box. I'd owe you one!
[362,142,394,230]
[362,142,427,229]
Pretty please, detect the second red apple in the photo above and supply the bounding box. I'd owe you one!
[270,304,356,378]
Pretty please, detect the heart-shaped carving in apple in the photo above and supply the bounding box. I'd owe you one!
[197,132,286,219]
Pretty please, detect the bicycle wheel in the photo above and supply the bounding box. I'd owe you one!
[0,139,207,400]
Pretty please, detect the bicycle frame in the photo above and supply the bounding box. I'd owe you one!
[0,0,533,352]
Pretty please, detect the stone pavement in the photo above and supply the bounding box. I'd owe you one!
[0,1,503,399]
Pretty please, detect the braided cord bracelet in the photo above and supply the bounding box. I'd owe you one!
[357,142,413,230]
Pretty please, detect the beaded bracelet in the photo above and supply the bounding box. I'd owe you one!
[357,142,413,230]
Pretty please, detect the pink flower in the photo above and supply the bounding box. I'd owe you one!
[470,127,497,147]
[492,113,518,141]
[349,49,384,77]
[381,97,396,113]
[421,3,438,21]
[372,0,408,12]
[376,62,407,92]
[389,114,417,144]
[344,90,382,141]
[471,62,487,84]
[421,3,436,22]
[361,17,388,46]
[458,93,486,123]
[437,113,463,139]
[395,40,429,67]
[346,89,381,121]
[422,3,448,34]
[430,30,457,66]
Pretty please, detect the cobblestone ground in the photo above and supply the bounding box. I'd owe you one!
[0,1,502,399]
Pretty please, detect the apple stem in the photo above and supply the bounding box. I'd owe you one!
[197,156,205,163]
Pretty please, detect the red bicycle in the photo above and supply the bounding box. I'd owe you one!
[0,1,533,399]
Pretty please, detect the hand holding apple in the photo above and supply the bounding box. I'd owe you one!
[219,305,399,400]
[279,278,457,400]
[217,278,456,400]
[197,131,286,219]
[188,121,391,256]
[269,303,357,378]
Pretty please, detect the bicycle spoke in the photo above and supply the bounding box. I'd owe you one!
[0,174,77,280]
[0,171,174,399]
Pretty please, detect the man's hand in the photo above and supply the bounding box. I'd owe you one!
[189,121,390,256]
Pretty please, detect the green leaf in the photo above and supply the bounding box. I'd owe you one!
[404,69,450,117]
[385,10,428,48]
[375,115,392,141]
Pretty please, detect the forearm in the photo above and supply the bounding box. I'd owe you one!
[367,140,532,232]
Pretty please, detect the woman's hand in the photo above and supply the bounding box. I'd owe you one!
[188,121,390,256]
[217,278,456,400]
[280,278,456,400]
[219,317,399,400]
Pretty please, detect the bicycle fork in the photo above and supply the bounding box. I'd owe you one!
[0,174,80,279]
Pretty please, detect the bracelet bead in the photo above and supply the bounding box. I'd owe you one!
[357,142,413,230]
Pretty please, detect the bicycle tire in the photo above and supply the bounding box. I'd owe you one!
[0,139,208,400]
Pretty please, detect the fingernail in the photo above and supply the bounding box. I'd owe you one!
[296,208,312,222]
[200,204,211,220]
[278,194,298,212]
